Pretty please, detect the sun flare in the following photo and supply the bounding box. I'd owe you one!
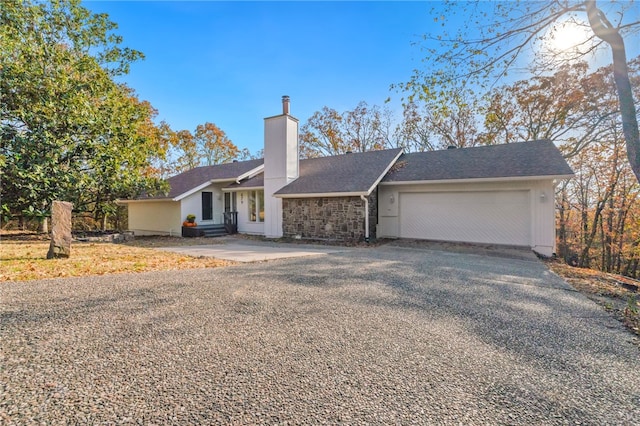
[546,20,592,53]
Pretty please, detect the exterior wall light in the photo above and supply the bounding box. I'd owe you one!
[389,194,395,204]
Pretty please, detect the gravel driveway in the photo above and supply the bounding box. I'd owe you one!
[2,245,639,424]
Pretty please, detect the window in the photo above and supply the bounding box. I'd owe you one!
[202,192,213,221]
[248,190,264,222]
[224,192,232,213]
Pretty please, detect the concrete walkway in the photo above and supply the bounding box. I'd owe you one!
[158,238,351,262]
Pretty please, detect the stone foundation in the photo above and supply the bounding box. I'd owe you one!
[282,192,377,242]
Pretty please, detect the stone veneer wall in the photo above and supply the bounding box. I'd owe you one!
[282,192,377,242]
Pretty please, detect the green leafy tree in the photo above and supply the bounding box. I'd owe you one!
[1,0,164,229]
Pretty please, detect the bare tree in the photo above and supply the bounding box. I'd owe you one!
[299,102,392,158]
[395,0,640,181]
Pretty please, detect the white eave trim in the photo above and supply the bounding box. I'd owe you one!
[235,164,264,184]
[365,149,404,195]
[116,198,175,204]
[274,191,368,199]
[222,186,264,192]
[379,174,575,186]
[173,178,238,201]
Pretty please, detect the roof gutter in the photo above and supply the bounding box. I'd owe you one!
[274,191,368,199]
[379,174,575,186]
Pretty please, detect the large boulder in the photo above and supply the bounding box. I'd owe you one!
[47,201,73,259]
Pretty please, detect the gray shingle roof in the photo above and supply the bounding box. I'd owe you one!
[275,148,403,196]
[226,148,403,195]
[382,140,573,183]
[142,159,263,199]
[139,140,572,200]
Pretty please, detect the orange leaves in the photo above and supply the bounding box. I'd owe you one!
[194,122,239,166]
[299,102,393,157]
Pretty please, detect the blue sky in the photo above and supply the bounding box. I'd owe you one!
[86,1,434,155]
[85,1,639,156]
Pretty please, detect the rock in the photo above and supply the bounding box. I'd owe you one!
[47,201,73,259]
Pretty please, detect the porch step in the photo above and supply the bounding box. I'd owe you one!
[201,224,227,238]
[182,224,228,238]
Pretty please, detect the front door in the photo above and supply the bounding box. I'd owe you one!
[202,192,213,221]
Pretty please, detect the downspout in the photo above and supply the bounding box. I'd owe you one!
[360,195,370,243]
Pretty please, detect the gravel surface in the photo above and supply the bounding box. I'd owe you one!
[2,245,639,424]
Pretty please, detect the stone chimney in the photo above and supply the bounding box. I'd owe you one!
[263,96,299,238]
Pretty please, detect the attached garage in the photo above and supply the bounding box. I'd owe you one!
[377,141,575,257]
[398,190,531,246]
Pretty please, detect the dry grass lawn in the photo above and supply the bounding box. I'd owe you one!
[0,233,231,282]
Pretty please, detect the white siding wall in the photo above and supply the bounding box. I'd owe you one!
[236,190,265,235]
[127,201,181,236]
[263,114,299,238]
[378,179,557,256]
[180,184,225,225]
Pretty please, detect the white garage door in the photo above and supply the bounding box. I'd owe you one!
[399,190,531,246]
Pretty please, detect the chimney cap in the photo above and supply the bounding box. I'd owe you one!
[447,145,457,150]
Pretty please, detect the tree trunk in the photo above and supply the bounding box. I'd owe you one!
[586,0,640,183]
[556,185,570,260]
[579,200,606,268]
[604,197,614,272]
[40,217,49,234]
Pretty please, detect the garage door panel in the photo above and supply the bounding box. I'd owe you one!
[399,191,531,246]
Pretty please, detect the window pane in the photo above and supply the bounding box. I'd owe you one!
[249,191,256,222]
[258,190,265,222]
[224,192,231,213]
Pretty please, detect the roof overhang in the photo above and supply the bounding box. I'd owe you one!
[223,186,264,192]
[365,149,404,194]
[235,164,264,183]
[173,178,239,201]
[274,191,368,199]
[116,198,175,204]
[379,174,574,186]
